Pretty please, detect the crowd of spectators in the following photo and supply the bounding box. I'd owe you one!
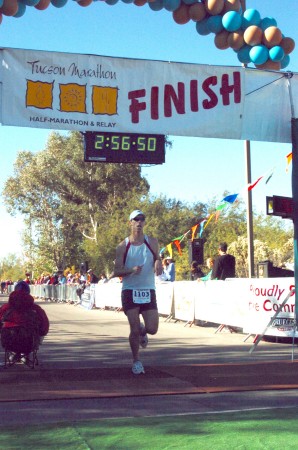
[1,269,110,294]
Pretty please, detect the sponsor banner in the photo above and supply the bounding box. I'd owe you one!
[2,47,297,142]
[245,277,296,337]
[1,48,242,139]
[80,284,95,310]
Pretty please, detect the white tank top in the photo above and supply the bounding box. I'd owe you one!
[122,236,155,290]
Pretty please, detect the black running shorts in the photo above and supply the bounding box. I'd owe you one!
[121,289,157,315]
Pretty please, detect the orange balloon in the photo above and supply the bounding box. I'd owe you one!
[280,37,295,55]
[244,25,263,46]
[223,0,240,13]
[255,60,281,71]
[189,3,207,22]
[78,0,93,6]
[205,0,224,16]
[262,26,282,48]
[214,30,230,50]
[0,13,2,25]
[173,4,190,25]
[134,0,147,6]
[227,30,244,50]
[0,0,18,16]
[35,0,51,10]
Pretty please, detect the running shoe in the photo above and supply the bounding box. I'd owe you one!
[139,323,148,348]
[132,360,145,375]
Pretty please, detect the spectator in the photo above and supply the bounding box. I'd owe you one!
[190,261,204,280]
[24,273,32,284]
[0,281,49,341]
[164,257,176,281]
[211,242,236,280]
[197,258,215,282]
[98,273,108,284]
[87,269,99,284]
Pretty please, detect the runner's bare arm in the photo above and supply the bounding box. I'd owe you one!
[149,237,163,276]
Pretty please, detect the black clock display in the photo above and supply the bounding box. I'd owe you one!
[83,131,165,164]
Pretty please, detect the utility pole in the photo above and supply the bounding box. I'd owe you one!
[240,0,255,277]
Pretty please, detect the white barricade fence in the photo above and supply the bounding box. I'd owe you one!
[155,281,174,316]
[95,281,122,309]
[244,277,296,337]
[29,284,80,303]
[194,279,247,328]
[10,278,297,338]
[172,281,195,323]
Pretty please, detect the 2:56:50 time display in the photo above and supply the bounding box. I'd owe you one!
[95,134,157,151]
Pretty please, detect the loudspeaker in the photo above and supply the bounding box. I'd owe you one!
[188,239,204,265]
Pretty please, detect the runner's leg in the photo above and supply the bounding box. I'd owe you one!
[141,309,159,335]
[126,307,141,362]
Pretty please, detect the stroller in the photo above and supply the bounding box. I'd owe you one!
[1,308,40,369]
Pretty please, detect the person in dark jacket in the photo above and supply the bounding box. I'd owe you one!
[211,242,236,280]
[0,281,49,338]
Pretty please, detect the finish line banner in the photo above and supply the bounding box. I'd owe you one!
[0,47,297,143]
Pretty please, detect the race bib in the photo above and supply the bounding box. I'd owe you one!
[133,289,151,304]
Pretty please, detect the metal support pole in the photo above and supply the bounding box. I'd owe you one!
[245,140,255,277]
[240,0,254,277]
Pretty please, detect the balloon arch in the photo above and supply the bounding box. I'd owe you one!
[0,0,295,71]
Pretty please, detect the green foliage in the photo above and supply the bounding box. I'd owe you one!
[0,254,26,282]
[1,132,294,280]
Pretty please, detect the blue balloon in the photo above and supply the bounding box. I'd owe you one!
[242,9,261,30]
[249,45,269,65]
[164,0,180,12]
[105,0,119,4]
[222,11,242,32]
[207,15,223,34]
[280,54,290,69]
[51,0,68,7]
[237,45,252,64]
[14,3,26,17]
[148,0,164,11]
[269,46,285,62]
[19,0,39,5]
[196,19,211,36]
[0,0,3,7]
[260,17,277,31]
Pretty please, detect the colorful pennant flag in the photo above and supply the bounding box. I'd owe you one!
[248,176,263,191]
[286,152,292,172]
[173,240,182,256]
[222,193,239,203]
[166,243,173,258]
[191,224,199,241]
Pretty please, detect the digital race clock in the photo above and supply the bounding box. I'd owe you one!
[83,131,165,164]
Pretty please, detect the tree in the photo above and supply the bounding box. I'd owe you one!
[0,254,26,282]
[2,131,150,272]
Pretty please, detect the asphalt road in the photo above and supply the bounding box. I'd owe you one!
[0,296,298,426]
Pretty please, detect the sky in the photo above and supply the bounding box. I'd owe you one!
[0,0,297,259]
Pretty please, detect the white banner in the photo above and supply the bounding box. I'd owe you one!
[244,277,296,337]
[2,47,296,143]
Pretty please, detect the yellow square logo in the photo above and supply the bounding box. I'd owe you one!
[92,86,118,115]
[59,83,87,113]
[26,80,53,110]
